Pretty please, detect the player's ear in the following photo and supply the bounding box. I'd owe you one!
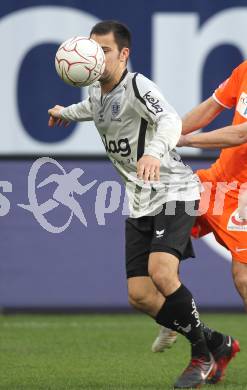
[120,47,129,63]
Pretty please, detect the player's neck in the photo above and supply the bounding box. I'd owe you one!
[101,68,127,94]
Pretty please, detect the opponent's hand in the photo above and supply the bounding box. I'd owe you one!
[48,105,70,127]
[137,155,160,182]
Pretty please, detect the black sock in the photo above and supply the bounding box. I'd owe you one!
[155,284,210,359]
[201,323,224,351]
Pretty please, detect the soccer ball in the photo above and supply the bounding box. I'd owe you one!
[55,36,105,87]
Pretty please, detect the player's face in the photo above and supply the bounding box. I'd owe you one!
[91,32,129,83]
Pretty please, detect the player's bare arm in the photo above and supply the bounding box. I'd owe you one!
[182,97,224,135]
[137,155,160,182]
[178,122,247,149]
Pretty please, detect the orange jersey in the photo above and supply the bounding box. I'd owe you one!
[209,60,247,188]
[194,61,247,263]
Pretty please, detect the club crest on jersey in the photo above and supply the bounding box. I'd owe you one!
[236,92,247,119]
[143,91,163,114]
[111,101,121,117]
[227,208,247,231]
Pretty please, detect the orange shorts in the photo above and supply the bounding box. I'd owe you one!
[192,169,247,263]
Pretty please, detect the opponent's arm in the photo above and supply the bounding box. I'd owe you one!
[182,97,224,135]
[183,64,240,135]
[178,122,247,149]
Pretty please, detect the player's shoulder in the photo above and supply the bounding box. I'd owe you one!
[127,71,157,87]
[236,60,247,70]
[126,72,159,97]
[232,60,247,78]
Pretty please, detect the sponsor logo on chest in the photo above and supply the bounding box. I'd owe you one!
[102,134,131,157]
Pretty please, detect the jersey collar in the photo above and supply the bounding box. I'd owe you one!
[100,68,128,104]
[111,68,128,92]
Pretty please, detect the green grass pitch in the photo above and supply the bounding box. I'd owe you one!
[0,313,246,389]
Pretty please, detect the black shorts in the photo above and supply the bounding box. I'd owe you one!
[125,201,198,278]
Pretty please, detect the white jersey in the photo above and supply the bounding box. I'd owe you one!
[61,70,200,218]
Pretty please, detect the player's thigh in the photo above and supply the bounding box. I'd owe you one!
[125,216,152,279]
[148,252,179,281]
[148,252,180,296]
[150,200,198,262]
[148,201,197,294]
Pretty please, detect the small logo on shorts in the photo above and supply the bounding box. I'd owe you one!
[235,247,247,252]
[156,229,165,238]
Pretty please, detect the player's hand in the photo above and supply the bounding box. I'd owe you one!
[137,155,160,183]
[48,105,70,127]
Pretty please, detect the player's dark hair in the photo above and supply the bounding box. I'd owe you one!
[90,20,131,51]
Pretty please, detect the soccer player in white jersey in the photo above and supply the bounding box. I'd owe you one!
[47,20,233,388]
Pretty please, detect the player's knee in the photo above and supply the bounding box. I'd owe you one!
[128,286,156,314]
[151,268,181,297]
[149,257,177,294]
[149,253,178,280]
[128,288,150,309]
[150,269,169,287]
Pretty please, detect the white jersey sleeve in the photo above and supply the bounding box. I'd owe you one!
[129,73,182,159]
[61,95,93,122]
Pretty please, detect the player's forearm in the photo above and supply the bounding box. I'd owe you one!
[181,124,247,149]
[61,101,92,122]
[182,97,224,135]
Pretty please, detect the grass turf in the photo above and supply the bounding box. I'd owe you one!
[0,313,246,389]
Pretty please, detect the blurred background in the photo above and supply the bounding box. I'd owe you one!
[1,0,246,312]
